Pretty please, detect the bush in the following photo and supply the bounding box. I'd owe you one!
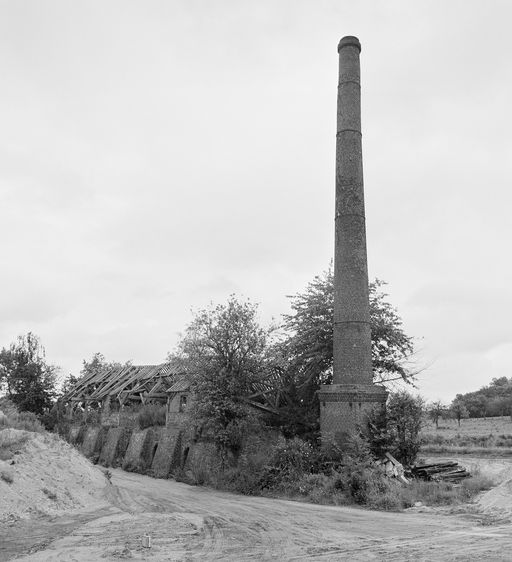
[179,430,493,512]
[268,437,314,475]
[137,405,166,429]
[369,392,424,465]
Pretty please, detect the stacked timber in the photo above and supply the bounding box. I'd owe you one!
[411,461,470,483]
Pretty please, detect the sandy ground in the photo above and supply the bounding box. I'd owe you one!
[2,462,512,562]
[0,429,108,523]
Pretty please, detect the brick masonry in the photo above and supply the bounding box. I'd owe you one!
[318,384,387,444]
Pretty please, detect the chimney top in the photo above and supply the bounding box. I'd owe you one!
[338,36,361,53]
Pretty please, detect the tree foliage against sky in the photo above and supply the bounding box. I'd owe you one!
[58,352,127,400]
[172,296,271,459]
[0,332,58,415]
[281,267,414,387]
[265,266,415,436]
[427,400,446,429]
[451,376,512,419]
[450,399,469,426]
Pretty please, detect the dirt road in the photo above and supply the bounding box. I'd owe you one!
[2,468,512,561]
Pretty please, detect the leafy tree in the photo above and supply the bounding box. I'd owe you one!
[172,296,271,461]
[428,400,446,429]
[464,394,490,418]
[58,353,126,399]
[271,266,414,435]
[448,378,512,419]
[450,399,469,427]
[281,267,414,385]
[385,391,424,465]
[59,374,81,398]
[80,352,125,381]
[0,333,58,415]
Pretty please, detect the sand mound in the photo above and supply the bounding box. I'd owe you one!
[464,458,512,516]
[478,478,512,515]
[0,428,108,522]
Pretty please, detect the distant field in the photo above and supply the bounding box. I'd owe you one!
[422,416,512,438]
[420,416,512,456]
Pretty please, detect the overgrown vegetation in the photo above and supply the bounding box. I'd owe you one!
[137,404,166,429]
[179,433,491,511]
[171,296,271,462]
[272,268,416,437]
[0,398,44,433]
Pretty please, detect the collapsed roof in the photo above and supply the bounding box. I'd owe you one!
[61,363,190,406]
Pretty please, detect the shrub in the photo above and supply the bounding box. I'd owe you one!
[309,438,345,474]
[385,392,424,465]
[268,437,314,475]
[178,429,493,512]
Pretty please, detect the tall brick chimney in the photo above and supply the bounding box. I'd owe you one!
[318,36,387,445]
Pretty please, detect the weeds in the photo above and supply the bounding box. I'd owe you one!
[182,434,405,510]
[137,405,166,430]
[0,429,30,460]
[399,472,494,507]
[0,400,44,433]
[180,433,497,512]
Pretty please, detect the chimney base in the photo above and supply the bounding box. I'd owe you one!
[317,383,388,446]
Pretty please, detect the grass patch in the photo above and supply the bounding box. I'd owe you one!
[0,429,30,460]
[420,424,512,456]
[137,405,166,430]
[421,445,512,457]
[400,472,494,507]
[0,407,44,433]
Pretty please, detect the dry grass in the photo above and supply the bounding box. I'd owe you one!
[0,399,45,433]
[400,480,456,506]
[399,473,494,507]
[0,429,30,460]
[422,416,512,438]
[420,416,512,455]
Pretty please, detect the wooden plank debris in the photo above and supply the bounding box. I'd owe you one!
[410,461,471,483]
[375,452,409,484]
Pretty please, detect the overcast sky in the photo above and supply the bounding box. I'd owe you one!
[1,0,511,403]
